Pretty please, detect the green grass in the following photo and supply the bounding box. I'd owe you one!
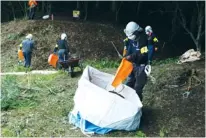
[13,65,28,72]
[0,57,180,112]
[136,131,146,137]
[1,72,82,137]
[84,58,120,69]
[152,57,179,65]
[159,127,169,137]
[1,58,204,137]
[1,75,39,110]
[83,57,179,69]
[7,33,20,40]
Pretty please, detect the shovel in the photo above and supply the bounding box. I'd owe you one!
[111,41,123,59]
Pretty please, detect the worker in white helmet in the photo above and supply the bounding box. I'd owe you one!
[19,34,36,68]
[123,21,149,101]
[54,33,70,62]
[145,25,159,64]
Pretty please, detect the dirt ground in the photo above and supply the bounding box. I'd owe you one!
[1,20,205,137]
[141,60,205,137]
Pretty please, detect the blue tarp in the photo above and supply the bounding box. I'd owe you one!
[69,112,113,134]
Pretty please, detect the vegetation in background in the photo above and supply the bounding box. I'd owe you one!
[84,58,120,69]
[152,57,179,65]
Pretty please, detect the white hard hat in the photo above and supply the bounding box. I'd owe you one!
[61,33,67,40]
[124,21,142,40]
[26,34,33,40]
[145,26,153,34]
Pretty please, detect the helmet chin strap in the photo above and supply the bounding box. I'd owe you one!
[135,36,140,41]
[128,35,136,40]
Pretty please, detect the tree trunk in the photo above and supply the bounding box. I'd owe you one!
[10,2,16,20]
[190,9,197,36]
[42,1,45,15]
[95,1,100,9]
[84,1,88,21]
[111,1,116,12]
[177,2,204,53]
[77,1,81,9]
[195,2,204,52]
[24,1,28,18]
[18,1,25,17]
[115,2,123,22]
[136,1,142,18]
[46,2,52,15]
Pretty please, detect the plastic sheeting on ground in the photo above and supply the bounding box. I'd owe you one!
[178,49,201,64]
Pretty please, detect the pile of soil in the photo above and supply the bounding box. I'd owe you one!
[1,20,124,70]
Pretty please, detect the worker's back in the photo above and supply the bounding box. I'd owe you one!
[22,39,34,53]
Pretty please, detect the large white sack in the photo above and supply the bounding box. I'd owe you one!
[71,65,143,131]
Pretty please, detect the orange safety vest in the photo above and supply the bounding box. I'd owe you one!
[28,0,37,7]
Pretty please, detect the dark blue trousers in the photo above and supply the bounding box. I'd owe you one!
[23,52,32,67]
[58,49,68,62]
[125,65,147,101]
[29,7,35,20]
[148,45,154,64]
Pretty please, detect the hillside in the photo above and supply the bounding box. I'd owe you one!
[1,20,124,71]
[1,20,205,137]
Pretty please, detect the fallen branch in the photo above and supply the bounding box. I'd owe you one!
[187,69,202,90]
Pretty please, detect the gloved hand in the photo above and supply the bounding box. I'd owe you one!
[144,65,151,76]
[140,46,148,54]
[155,47,158,51]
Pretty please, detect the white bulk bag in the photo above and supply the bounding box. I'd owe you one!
[69,66,143,134]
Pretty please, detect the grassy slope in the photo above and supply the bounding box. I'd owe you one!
[1,60,205,137]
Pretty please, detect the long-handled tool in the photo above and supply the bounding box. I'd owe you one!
[111,41,123,59]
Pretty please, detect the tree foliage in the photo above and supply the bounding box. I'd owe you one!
[1,1,205,52]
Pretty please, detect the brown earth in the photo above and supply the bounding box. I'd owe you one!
[141,60,205,137]
[1,20,124,71]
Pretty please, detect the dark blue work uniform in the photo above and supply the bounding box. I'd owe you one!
[54,40,70,62]
[124,32,148,101]
[21,39,35,67]
[147,33,158,64]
